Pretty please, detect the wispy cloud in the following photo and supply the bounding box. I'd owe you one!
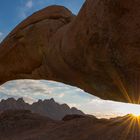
[58,93,65,98]
[0,32,3,36]
[25,0,33,9]
[0,32,3,42]
[68,103,81,108]
[19,0,34,19]
[0,80,52,103]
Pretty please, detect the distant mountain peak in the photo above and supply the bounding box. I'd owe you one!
[49,98,55,102]
[0,98,84,120]
[6,98,16,102]
[17,98,25,103]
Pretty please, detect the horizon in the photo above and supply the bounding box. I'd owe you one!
[1,80,140,119]
[0,96,138,119]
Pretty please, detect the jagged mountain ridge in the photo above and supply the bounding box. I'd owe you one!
[0,98,84,120]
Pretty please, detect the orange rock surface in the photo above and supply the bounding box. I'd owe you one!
[0,0,140,103]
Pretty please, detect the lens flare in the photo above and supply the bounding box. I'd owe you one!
[132,112,140,117]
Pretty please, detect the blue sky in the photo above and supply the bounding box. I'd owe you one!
[0,0,140,118]
[0,0,84,41]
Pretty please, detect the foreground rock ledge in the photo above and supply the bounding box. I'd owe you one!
[0,0,140,103]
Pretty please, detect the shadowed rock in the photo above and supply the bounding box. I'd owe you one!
[62,114,85,121]
[0,110,140,140]
[0,0,140,103]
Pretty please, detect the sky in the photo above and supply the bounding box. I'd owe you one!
[0,0,140,118]
[0,0,84,41]
[1,80,140,119]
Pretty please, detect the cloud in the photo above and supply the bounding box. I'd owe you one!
[0,80,53,103]
[58,93,65,98]
[25,0,33,9]
[1,80,140,119]
[0,32,3,36]
[68,103,81,108]
[19,0,34,19]
[0,79,96,107]
[0,32,3,42]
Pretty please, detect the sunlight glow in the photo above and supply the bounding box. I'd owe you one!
[132,112,140,117]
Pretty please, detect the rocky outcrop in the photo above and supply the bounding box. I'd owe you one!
[0,109,56,139]
[0,98,84,120]
[0,110,140,140]
[0,0,140,103]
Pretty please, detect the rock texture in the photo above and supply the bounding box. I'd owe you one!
[0,0,140,103]
[0,98,84,120]
[0,110,140,140]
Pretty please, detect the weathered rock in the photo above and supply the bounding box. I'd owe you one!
[0,0,140,103]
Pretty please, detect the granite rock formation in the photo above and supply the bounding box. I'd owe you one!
[0,0,140,103]
[0,98,84,120]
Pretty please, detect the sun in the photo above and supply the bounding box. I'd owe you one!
[132,112,140,117]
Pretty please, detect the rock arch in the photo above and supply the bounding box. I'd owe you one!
[0,0,139,103]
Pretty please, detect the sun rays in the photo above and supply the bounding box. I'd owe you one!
[117,114,140,140]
